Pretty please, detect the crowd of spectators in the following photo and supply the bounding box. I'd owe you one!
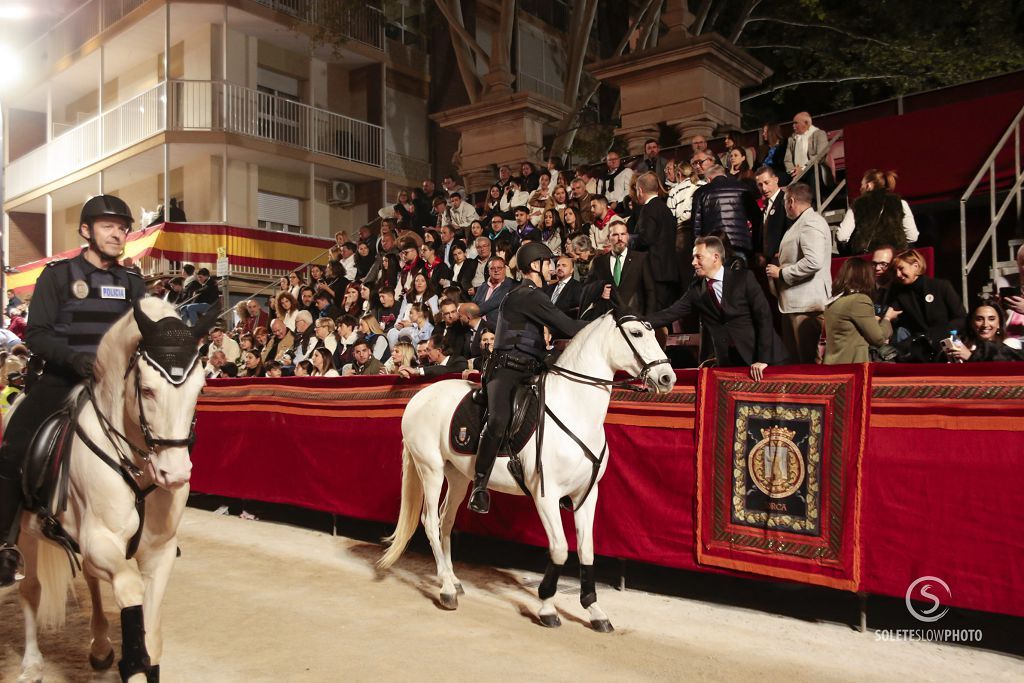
[3,110,1022,380]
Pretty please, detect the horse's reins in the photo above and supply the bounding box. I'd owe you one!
[529,316,673,510]
[74,344,198,560]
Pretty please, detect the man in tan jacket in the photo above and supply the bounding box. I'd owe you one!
[766,183,832,364]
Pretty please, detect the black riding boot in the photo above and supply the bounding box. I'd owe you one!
[468,427,501,514]
[0,468,24,587]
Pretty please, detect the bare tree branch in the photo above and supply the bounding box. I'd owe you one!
[640,3,662,49]
[435,0,483,103]
[742,44,815,51]
[549,0,659,160]
[741,75,908,102]
[729,0,761,43]
[432,0,490,64]
[693,0,713,35]
[743,17,914,50]
[498,0,516,58]
[562,0,600,107]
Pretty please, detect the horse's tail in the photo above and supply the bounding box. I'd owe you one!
[378,442,422,569]
[36,539,74,630]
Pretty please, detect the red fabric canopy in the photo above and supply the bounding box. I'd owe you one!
[843,89,1024,204]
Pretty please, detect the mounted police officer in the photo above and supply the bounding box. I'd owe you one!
[0,195,146,586]
[468,242,588,514]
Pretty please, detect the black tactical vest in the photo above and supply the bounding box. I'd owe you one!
[494,285,547,359]
[53,259,134,354]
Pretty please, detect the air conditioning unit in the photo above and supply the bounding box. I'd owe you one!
[330,180,356,206]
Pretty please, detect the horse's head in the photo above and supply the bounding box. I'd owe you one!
[606,312,676,393]
[125,298,207,489]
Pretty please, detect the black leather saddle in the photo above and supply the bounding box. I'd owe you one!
[21,409,76,515]
[449,378,540,457]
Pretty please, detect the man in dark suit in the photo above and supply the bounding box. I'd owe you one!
[753,166,793,265]
[647,236,788,380]
[458,302,487,359]
[632,171,682,308]
[584,221,656,317]
[545,255,583,316]
[472,257,514,324]
[401,334,469,378]
[436,298,471,359]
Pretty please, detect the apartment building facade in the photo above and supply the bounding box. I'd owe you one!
[2,0,433,269]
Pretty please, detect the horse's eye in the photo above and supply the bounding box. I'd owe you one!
[630,330,643,338]
[141,388,156,399]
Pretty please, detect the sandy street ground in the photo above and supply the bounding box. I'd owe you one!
[0,507,1020,682]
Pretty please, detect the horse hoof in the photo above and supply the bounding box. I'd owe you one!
[439,592,459,610]
[539,612,561,628]
[90,649,115,670]
[591,619,615,633]
[455,583,465,596]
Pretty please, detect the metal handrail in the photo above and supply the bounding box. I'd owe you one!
[789,130,844,212]
[959,103,1024,302]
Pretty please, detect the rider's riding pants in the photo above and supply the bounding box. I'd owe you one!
[0,372,78,545]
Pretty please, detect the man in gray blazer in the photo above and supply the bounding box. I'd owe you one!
[766,183,832,364]
[785,112,832,187]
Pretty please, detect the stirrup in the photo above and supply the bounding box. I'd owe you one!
[467,488,490,514]
[0,545,25,587]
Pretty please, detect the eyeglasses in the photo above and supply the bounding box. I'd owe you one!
[872,261,891,268]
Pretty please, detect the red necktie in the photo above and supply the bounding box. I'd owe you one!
[707,278,722,309]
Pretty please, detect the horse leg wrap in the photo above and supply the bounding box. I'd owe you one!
[118,605,152,682]
[538,561,563,601]
[580,564,598,608]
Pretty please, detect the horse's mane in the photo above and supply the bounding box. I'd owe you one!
[94,297,180,432]
[555,312,614,375]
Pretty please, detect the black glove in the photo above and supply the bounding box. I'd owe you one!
[69,353,95,380]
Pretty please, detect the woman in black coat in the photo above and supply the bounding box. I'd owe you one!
[887,249,966,356]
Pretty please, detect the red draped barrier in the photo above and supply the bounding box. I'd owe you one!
[191,364,1024,617]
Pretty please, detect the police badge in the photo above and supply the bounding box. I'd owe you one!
[455,426,470,447]
[72,280,90,299]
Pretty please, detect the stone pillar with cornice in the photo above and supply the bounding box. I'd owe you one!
[590,30,771,156]
[431,93,570,194]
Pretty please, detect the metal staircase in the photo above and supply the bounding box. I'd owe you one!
[960,103,1024,302]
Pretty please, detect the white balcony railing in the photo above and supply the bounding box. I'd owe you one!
[21,0,383,80]
[5,80,383,200]
[250,0,385,51]
[6,83,167,199]
[171,80,384,166]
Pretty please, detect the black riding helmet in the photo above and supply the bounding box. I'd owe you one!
[80,194,134,230]
[515,242,554,276]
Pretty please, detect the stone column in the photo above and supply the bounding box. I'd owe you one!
[432,92,570,195]
[589,34,771,154]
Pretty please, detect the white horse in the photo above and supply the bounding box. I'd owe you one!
[7,297,206,682]
[379,313,676,632]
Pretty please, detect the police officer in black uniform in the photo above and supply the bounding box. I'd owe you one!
[468,242,588,514]
[0,195,145,586]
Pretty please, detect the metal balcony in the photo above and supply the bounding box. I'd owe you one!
[5,80,384,200]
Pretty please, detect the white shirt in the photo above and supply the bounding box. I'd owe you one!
[792,125,820,168]
[599,166,635,205]
[705,266,724,302]
[550,276,572,303]
[449,201,479,228]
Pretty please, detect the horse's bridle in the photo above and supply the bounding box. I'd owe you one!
[549,315,673,391]
[126,345,198,453]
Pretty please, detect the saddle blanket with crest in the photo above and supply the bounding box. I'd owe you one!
[449,385,539,457]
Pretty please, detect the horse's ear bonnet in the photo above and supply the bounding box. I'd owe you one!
[133,300,200,385]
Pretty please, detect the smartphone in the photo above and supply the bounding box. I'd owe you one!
[998,286,1022,298]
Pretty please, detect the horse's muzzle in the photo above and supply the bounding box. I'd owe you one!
[647,368,676,394]
[147,458,192,489]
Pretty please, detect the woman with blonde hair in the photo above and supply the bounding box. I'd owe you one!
[383,341,416,374]
[887,249,966,355]
[359,314,390,360]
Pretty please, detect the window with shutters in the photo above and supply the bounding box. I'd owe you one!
[257,191,303,234]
